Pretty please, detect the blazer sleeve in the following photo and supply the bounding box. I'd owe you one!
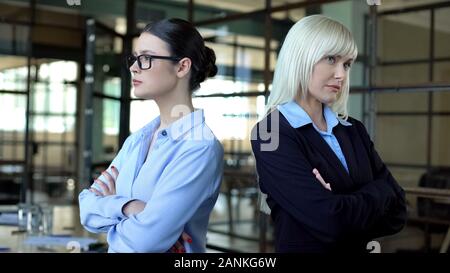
[251,122,399,244]
[354,120,407,239]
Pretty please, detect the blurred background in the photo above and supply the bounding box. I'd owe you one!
[0,0,449,253]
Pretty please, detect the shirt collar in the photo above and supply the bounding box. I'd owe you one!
[167,109,205,140]
[140,109,205,141]
[277,100,351,134]
[141,115,161,138]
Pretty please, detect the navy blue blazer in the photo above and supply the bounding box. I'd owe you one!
[251,110,407,253]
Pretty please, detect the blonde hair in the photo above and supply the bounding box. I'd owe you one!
[266,15,358,119]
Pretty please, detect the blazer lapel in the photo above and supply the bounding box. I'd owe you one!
[299,125,353,191]
[333,124,358,185]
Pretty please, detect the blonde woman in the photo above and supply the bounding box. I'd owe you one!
[251,15,406,253]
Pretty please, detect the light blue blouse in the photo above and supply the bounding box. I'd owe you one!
[79,109,223,253]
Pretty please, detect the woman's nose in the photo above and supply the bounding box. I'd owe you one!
[130,61,140,74]
[334,66,345,80]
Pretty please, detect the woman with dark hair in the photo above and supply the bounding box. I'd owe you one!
[79,18,223,253]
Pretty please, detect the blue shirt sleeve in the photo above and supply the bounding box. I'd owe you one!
[106,142,223,252]
[79,136,135,233]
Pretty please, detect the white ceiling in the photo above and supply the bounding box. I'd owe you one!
[190,0,450,33]
[190,0,448,13]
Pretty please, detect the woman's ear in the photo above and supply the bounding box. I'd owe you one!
[176,57,192,78]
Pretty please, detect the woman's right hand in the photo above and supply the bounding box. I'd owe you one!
[170,232,192,253]
[313,168,332,191]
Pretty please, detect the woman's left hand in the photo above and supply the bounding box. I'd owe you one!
[89,166,119,196]
[170,232,192,253]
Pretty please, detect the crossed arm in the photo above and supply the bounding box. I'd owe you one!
[252,124,406,244]
[86,166,191,253]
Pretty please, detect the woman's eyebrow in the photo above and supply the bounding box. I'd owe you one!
[337,55,354,62]
[133,49,157,55]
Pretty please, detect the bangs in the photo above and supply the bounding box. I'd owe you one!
[317,24,358,60]
[267,15,357,118]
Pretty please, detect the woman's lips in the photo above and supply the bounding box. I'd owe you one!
[132,79,142,86]
[326,85,340,92]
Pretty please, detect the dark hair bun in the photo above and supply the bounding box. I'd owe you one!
[204,46,217,78]
[192,46,217,90]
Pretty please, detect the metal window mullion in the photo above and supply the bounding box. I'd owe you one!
[81,18,96,190]
[22,0,36,204]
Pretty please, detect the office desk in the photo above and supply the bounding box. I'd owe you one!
[0,205,105,253]
[404,187,450,253]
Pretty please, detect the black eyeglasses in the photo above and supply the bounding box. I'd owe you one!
[126,54,181,70]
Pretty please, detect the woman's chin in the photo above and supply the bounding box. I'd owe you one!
[133,89,154,100]
[328,93,340,103]
[320,97,337,105]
